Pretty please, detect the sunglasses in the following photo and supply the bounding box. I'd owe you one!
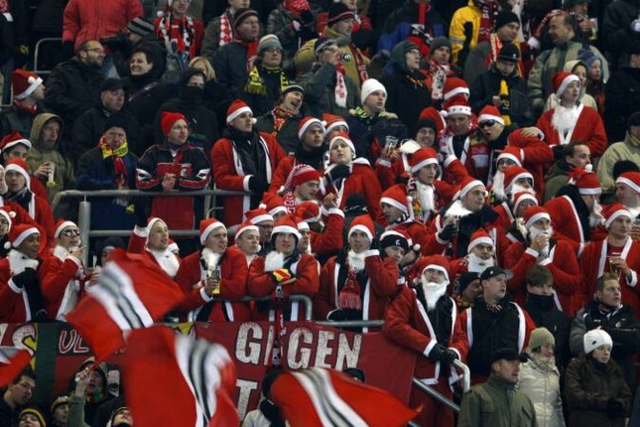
[62,229,81,237]
[479,120,497,128]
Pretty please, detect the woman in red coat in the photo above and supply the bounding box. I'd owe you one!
[174,218,251,322]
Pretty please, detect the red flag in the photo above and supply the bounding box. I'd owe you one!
[271,368,418,427]
[0,347,32,387]
[66,249,184,362]
[122,326,239,427]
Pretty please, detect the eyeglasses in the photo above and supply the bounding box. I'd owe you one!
[62,229,81,237]
[84,48,105,55]
[478,120,497,128]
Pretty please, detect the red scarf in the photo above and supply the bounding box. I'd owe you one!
[14,100,37,115]
[219,10,233,47]
[334,63,348,108]
[157,12,197,59]
[339,269,362,310]
[283,0,310,15]
[474,0,497,43]
[235,37,259,72]
[0,0,10,14]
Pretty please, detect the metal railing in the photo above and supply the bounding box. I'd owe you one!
[33,37,62,75]
[207,295,314,321]
[412,359,471,414]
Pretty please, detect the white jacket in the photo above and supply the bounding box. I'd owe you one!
[517,359,566,427]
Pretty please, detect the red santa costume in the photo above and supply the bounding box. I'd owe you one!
[579,204,640,316]
[321,133,384,224]
[536,72,607,157]
[450,229,496,279]
[127,217,182,278]
[491,165,535,230]
[174,218,251,322]
[0,133,50,202]
[315,215,397,330]
[0,225,46,323]
[259,192,288,220]
[505,128,554,196]
[276,165,322,213]
[503,206,582,313]
[211,100,286,228]
[384,255,468,427]
[3,158,55,245]
[380,184,429,248]
[39,220,88,320]
[544,168,605,256]
[616,172,640,220]
[295,201,344,258]
[248,215,320,321]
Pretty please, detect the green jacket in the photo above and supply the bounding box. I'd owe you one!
[458,374,539,427]
[597,132,640,192]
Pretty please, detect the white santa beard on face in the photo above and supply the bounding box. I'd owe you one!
[149,248,180,278]
[551,104,580,135]
[509,183,535,199]
[528,226,553,257]
[348,250,366,272]
[492,170,505,199]
[466,252,494,273]
[416,181,436,213]
[201,248,221,270]
[590,200,605,228]
[8,249,39,275]
[420,280,449,310]
[627,205,640,221]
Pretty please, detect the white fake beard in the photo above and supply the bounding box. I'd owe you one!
[551,105,580,136]
[149,248,180,278]
[627,206,640,221]
[8,249,39,275]
[444,200,473,221]
[589,200,605,228]
[466,253,494,273]
[528,226,553,258]
[347,250,366,272]
[264,251,284,272]
[509,183,535,199]
[420,279,449,311]
[416,181,436,213]
[201,248,221,271]
[492,170,506,200]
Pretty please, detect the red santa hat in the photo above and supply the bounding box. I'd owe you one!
[512,192,538,214]
[285,165,321,191]
[380,184,412,216]
[297,117,326,140]
[272,214,301,241]
[296,217,310,231]
[54,219,78,239]
[199,218,227,245]
[553,72,581,97]
[409,147,439,173]
[295,201,322,223]
[12,69,43,101]
[348,215,375,242]
[443,77,470,102]
[445,100,472,117]
[503,165,534,194]
[604,203,632,229]
[456,176,485,200]
[145,217,166,235]
[226,99,255,125]
[524,206,551,229]
[322,113,349,136]
[0,132,31,153]
[414,255,451,282]
[329,133,356,157]
[616,172,640,195]
[568,168,601,195]
[418,106,446,135]
[0,207,16,231]
[5,158,31,187]
[467,229,494,253]
[496,146,523,167]
[235,221,260,241]
[260,193,288,217]
[160,112,187,136]
[9,224,40,248]
[246,208,273,225]
[478,105,505,126]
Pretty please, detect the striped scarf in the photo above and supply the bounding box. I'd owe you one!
[219,10,233,47]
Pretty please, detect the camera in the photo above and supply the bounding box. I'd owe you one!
[100,33,129,50]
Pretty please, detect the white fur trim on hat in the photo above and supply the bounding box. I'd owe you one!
[525,212,551,229]
[506,171,534,191]
[268,206,288,217]
[616,177,640,195]
[577,187,602,196]
[324,119,349,136]
[1,138,32,152]
[497,152,522,167]
[146,217,165,235]
[380,197,408,214]
[13,226,39,248]
[360,78,387,105]
[447,105,472,116]
[15,76,43,101]
[478,113,505,126]
[4,163,30,187]
[422,263,449,282]
[249,214,273,225]
[410,157,438,174]
[0,210,13,230]
[234,224,259,241]
[605,208,632,229]
[467,236,494,253]
[272,224,301,240]
[298,118,326,140]
[55,221,77,239]
[459,180,485,199]
[200,222,226,245]
[329,135,356,156]
[297,221,310,231]
[556,74,580,98]
[348,225,373,242]
[443,87,470,101]
[513,193,537,213]
[227,105,253,124]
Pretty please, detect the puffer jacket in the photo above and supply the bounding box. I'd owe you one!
[564,354,633,427]
[517,358,566,427]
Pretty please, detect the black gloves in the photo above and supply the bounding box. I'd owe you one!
[12,268,38,289]
[133,197,150,227]
[437,223,457,242]
[326,165,351,183]
[248,176,269,194]
[606,399,625,419]
[428,344,458,365]
[458,22,474,67]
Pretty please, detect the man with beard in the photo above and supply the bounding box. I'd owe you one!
[505,206,581,313]
[544,168,605,257]
[451,229,495,278]
[315,215,397,329]
[255,85,307,156]
[0,368,37,427]
[384,255,468,427]
[459,266,536,384]
[570,273,640,392]
[490,166,535,227]
[174,218,251,323]
[536,72,607,159]
[579,204,640,318]
[212,100,286,229]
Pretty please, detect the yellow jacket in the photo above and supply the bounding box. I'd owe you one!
[450,0,482,65]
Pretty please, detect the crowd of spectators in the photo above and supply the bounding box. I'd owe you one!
[2,0,640,425]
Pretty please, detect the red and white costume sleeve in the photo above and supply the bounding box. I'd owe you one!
[174,247,252,322]
[311,207,345,258]
[536,105,607,157]
[38,246,86,320]
[507,129,554,198]
[0,253,39,323]
[212,132,286,228]
[544,195,604,257]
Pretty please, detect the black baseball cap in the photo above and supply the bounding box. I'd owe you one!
[479,266,512,281]
[490,347,528,364]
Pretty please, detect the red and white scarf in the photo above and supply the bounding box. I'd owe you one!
[157,12,197,59]
[335,64,348,108]
[474,0,497,44]
[219,10,233,47]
